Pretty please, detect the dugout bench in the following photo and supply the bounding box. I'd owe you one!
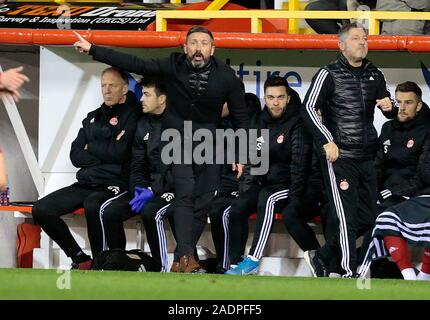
[0,204,321,275]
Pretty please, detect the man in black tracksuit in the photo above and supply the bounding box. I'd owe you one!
[32,67,140,269]
[301,23,395,277]
[226,76,312,275]
[74,26,249,272]
[209,93,261,273]
[358,81,430,278]
[99,76,175,272]
[376,82,430,211]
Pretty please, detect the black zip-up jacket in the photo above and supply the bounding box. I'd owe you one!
[375,103,430,197]
[302,53,394,160]
[89,46,249,133]
[70,91,140,189]
[129,112,173,196]
[251,95,312,200]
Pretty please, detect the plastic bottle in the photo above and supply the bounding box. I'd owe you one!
[0,185,9,206]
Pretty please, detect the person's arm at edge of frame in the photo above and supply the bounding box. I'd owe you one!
[0,146,7,192]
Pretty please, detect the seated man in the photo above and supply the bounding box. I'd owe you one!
[226,76,312,275]
[358,81,430,280]
[376,0,430,35]
[209,94,261,274]
[363,81,430,278]
[32,67,140,269]
[101,76,175,272]
[376,81,430,211]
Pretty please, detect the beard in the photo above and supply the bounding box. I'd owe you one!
[189,51,209,69]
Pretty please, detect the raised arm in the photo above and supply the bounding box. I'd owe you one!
[73,31,169,76]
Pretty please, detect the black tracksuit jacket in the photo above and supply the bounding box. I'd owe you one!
[251,95,312,200]
[375,104,430,197]
[129,112,173,196]
[302,53,394,160]
[70,92,140,189]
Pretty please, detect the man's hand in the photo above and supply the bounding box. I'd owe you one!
[232,163,244,179]
[323,141,339,162]
[0,66,29,93]
[73,31,92,54]
[376,97,392,112]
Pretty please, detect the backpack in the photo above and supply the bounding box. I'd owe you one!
[92,249,160,272]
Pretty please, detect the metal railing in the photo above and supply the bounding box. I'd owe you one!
[156,9,430,35]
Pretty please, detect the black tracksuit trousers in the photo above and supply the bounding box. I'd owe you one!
[209,192,238,270]
[140,194,175,272]
[100,192,176,272]
[32,184,125,262]
[228,184,289,265]
[99,192,137,253]
[318,158,377,277]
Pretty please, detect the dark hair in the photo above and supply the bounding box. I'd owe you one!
[395,81,422,101]
[102,67,129,85]
[264,76,290,94]
[140,76,167,97]
[186,26,214,43]
[338,22,368,42]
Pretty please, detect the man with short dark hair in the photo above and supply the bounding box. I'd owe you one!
[358,83,430,279]
[32,67,140,269]
[376,81,430,211]
[74,26,249,273]
[225,76,312,275]
[100,76,174,272]
[355,81,430,279]
[302,23,394,277]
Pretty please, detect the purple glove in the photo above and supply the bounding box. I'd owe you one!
[129,187,153,213]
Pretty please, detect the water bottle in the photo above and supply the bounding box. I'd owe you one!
[0,186,9,206]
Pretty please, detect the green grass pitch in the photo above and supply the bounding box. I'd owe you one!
[0,268,429,300]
